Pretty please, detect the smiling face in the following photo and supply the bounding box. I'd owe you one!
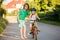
[24,5,29,10]
[23,3,29,10]
[31,11,36,15]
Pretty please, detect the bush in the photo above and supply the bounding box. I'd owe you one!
[0,18,8,34]
[38,14,46,20]
[0,18,8,25]
[0,21,6,29]
[0,8,6,18]
[45,12,59,21]
[2,18,8,25]
[0,27,3,34]
[38,11,60,22]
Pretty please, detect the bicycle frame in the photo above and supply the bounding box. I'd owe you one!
[31,22,38,40]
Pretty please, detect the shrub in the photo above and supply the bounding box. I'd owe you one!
[0,21,6,29]
[0,18,8,25]
[0,18,8,34]
[38,11,60,22]
[0,27,4,34]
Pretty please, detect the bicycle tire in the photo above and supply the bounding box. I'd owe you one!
[34,28,38,40]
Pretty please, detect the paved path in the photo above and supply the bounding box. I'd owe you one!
[0,16,60,40]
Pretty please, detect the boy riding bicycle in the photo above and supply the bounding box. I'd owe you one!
[29,8,40,34]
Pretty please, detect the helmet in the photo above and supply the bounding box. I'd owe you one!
[31,8,36,11]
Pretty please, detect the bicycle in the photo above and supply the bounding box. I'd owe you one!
[30,21,40,40]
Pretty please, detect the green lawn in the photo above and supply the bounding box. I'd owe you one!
[40,20,60,26]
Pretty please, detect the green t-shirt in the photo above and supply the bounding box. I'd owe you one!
[18,9,29,20]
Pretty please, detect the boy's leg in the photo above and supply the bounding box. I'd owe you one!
[24,26,27,38]
[20,27,24,39]
[23,21,27,38]
[30,24,32,31]
[34,22,38,27]
[19,20,24,39]
[28,24,32,35]
[34,22,40,32]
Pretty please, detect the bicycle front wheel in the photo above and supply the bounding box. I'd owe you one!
[34,28,38,40]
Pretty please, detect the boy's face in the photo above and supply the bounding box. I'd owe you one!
[24,5,28,10]
[32,11,36,14]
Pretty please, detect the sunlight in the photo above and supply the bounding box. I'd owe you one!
[3,0,12,5]
[29,0,32,2]
[16,4,23,8]
[7,9,15,13]
[23,0,26,2]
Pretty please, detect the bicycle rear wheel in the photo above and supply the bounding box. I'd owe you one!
[34,28,38,40]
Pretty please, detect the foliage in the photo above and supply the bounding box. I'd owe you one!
[0,8,6,17]
[38,10,60,22]
[0,18,8,34]
[0,0,4,6]
[26,0,60,22]
[7,10,18,16]
[55,5,60,21]
[0,0,8,34]
[0,27,3,34]
[0,0,6,18]
[0,21,6,29]
[0,18,8,25]
[26,0,60,12]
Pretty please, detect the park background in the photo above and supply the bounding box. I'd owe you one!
[0,0,60,36]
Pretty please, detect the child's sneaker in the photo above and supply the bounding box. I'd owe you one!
[28,31,32,35]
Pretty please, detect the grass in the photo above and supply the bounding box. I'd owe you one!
[39,20,60,26]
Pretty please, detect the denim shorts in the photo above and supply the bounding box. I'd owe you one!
[17,20,26,28]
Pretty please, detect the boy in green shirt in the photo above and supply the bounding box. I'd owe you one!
[18,3,29,39]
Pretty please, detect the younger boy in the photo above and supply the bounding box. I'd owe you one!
[29,8,40,34]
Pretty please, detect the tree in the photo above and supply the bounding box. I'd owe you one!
[0,0,6,18]
[0,0,4,7]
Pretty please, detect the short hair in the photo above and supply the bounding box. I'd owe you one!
[23,3,29,9]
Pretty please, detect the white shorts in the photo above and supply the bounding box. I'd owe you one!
[30,20,36,24]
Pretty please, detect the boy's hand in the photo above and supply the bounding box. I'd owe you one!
[18,20,20,24]
[36,14,40,20]
[25,17,30,22]
[17,19,20,24]
[38,18,40,20]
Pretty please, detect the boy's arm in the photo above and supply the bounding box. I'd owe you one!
[25,15,29,22]
[17,10,21,23]
[36,14,40,20]
[26,12,30,20]
[17,9,22,19]
[17,13,19,19]
[25,14,31,22]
